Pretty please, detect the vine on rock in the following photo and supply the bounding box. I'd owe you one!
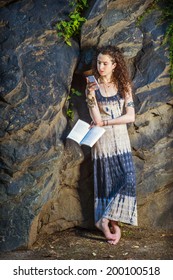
[56,0,88,46]
[66,88,82,120]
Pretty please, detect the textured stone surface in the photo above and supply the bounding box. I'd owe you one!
[0,0,173,252]
[0,0,81,251]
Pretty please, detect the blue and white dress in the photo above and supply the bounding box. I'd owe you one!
[92,89,137,226]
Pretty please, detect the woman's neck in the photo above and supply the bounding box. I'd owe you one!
[100,76,112,84]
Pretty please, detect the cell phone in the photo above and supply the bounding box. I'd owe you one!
[87,75,99,89]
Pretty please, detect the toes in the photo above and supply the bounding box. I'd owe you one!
[107,238,120,245]
[107,239,114,244]
[107,238,118,245]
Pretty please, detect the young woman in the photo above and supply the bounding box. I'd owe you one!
[85,45,137,245]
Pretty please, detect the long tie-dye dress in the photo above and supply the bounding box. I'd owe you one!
[92,89,137,226]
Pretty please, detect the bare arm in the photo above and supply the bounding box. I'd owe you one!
[106,94,135,125]
[95,87,135,127]
[85,79,102,124]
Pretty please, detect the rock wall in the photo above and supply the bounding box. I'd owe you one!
[0,0,82,251]
[0,0,172,252]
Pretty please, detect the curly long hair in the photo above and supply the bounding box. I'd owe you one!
[92,45,132,99]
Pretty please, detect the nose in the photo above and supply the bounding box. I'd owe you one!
[99,64,104,71]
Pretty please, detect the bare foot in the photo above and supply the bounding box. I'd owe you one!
[96,218,117,241]
[107,221,121,245]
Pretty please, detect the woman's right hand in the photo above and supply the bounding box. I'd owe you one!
[86,78,98,96]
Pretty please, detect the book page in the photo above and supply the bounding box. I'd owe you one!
[67,119,90,144]
[81,126,105,147]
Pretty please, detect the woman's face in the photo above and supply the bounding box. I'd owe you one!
[97,53,116,77]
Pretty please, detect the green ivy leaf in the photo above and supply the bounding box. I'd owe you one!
[56,0,88,46]
[66,39,72,46]
[71,88,82,96]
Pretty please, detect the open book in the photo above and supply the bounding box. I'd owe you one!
[67,119,105,147]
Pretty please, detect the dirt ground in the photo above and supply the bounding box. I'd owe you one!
[0,225,173,260]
